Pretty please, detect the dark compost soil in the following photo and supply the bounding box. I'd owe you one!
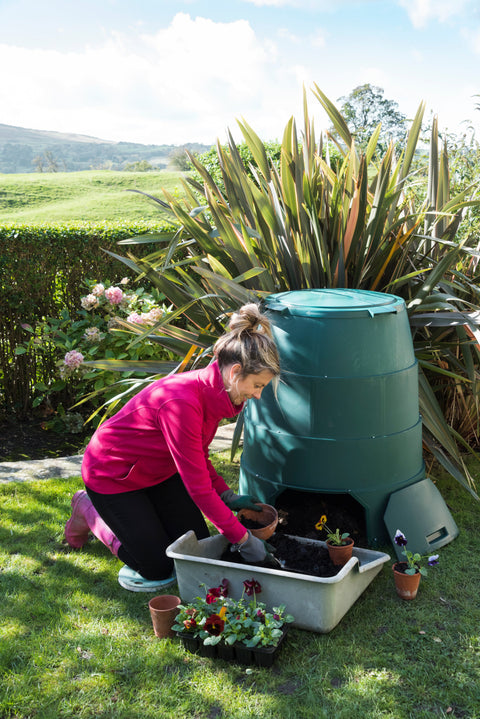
[222,534,340,577]
[240,516,267,530]
[274,488,368,547]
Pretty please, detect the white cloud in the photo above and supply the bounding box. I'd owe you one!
[0,13,301,144]
[398,0,472,28]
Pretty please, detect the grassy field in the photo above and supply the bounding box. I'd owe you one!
[1,452,479,719]
[0,170,189,224]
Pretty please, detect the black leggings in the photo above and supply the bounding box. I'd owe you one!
[86,473,210,580]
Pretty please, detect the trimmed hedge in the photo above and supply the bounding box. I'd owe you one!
[0,222,170,417]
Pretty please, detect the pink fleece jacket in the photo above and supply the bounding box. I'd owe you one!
[82,361,246,543]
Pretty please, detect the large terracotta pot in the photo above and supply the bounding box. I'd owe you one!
[326,537,354,566]
[392,562,421,600]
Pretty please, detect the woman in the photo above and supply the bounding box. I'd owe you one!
[64,303,280,591]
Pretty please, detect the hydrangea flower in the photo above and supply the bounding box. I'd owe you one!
[83,327,102,342]
[63,350,84,369]
[91,283,105,296]
[127,312,144,324]
[146,307,164,322]
[104,286,124,305]
[81,294,99,310]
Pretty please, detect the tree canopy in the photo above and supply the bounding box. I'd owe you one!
[337,83,407,149]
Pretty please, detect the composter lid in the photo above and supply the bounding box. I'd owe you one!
[264,289,405,318]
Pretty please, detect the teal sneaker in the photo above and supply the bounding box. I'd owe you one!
[118,565,176,592]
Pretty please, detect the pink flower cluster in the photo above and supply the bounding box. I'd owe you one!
[81,294,99,310]
[127,312,144,324]
[104,286,124,305]
[126,307,164,325]
[63,349,84,369]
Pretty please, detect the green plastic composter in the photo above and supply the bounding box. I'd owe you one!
[239,289,458,554]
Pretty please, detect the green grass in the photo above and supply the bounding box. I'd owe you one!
[0,170,188,223]
[1,453,480,719]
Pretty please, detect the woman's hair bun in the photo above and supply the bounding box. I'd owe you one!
[214,302,280,380]
[228,303,273,338]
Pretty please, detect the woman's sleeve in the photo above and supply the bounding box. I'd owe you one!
[156,399,246,544]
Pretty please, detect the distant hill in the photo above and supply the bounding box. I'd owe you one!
[0,123,211,173]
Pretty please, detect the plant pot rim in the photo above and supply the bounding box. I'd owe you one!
[237,503,278,540]
[326,537,354,548]
[392,561,420,575]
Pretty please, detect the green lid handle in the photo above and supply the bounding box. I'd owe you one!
[265,301,291,315]
[367,305,403,317]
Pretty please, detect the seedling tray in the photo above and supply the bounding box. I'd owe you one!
[175,627,288,667]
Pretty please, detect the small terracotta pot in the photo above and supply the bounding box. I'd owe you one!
[392,562,421,600]
[148,595,181,638]
[326,537,354,566]
[237,503,278,540]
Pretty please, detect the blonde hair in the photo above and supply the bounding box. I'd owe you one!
[214,303,280,379]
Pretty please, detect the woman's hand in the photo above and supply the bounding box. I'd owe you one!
[220,489,262,512]
[236,531,267,563]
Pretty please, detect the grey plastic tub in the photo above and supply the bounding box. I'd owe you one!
[166,531,390,634]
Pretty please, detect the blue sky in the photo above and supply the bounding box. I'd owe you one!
[1,0,479,146]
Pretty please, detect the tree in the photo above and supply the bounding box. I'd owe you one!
[33,150,59,172]
[337,83,407,150]
[123,160,155,172]
[33,154,46,172]
[169,147,193,171]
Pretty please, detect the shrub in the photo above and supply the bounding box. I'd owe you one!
[0,222,173,418]
[13,277,175,426]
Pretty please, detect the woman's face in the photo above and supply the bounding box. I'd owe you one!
[227,365,275,405]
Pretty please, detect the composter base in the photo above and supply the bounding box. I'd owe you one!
[384,477,459,560]
[166,530,390,634]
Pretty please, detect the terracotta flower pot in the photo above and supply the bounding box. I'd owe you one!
[237,503,278,540]
[148,594,181,638]
[326,537,354,566]
[392,562,421,600]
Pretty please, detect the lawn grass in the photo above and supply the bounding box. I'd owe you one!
[0,170,188,223]
[1,454,479,719]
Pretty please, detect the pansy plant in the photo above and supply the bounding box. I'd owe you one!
[315,515,350,546]
[394,529,440,577]
[172,578,294,649]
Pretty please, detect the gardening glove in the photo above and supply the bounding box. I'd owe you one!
[220,489,262,512]
[234,530,268,563]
